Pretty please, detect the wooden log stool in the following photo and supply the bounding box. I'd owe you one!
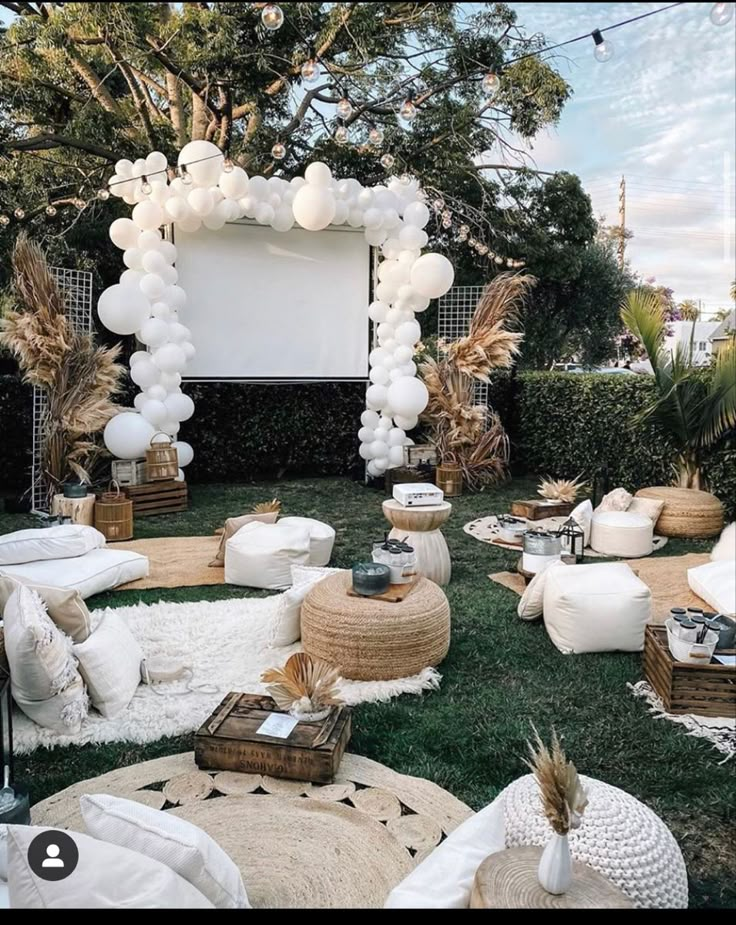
[51,493,95,526]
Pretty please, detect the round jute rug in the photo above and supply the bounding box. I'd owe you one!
[31,752,472,909]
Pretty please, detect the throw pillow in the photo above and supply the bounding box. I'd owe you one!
[6,825,213,908]
[628,497,665,526]
[209,512,279,567]
[687,560,735,615]
[0,525,105,566]
[12,676,88,735]
[569,499,593,546]
[81,794,249,909]
[0,576,90,642]
[73,615,143,718]
[271,565,343,647]
[711,522,735,562]
[517,560,565,621]
[596,487,633,513]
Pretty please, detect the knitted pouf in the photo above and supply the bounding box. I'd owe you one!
[635,487,724,539]
[502,774,688,909]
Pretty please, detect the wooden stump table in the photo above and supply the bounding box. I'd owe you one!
[51,493,95,526]
[470,847,633,909]
[382,499,452,586]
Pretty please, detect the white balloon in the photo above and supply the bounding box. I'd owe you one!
[165,392,195,422]
[377,323,395,342]
[133,392,146,411]
[130,350,149,366]
[141,250,167,275]
[159,419,180,436]
[387,427,407,447]
[159,371,182,390]
[369,348,388,367]
[146,149,168,174]
[399,225,428,250]
[176,213,202,233]
[174,467,184,482]
[130,358,160,389]
[104,412,156,459]
[151,301,171,321]
[292,185,336,231]
[374,427,389,443]
[132,200,164,232]
[358,426,375,443]
[363,208,382,229]
[123,248,144,270]
[365,227,388,247]
[387,377,428,417]
[347,208,364,228]
[178,140,224,187]
[382,338,397,352]
[305,162,332,187]
[359,442,374,461]
[188,187,214,216]
[403,200,430,228]
[255,202,275,225]
[369,366,389,385]
[388,445,405,466]
[401,361,417,377]
[159,265,178,286]
[375,281,397,303]
[141,398,168,426]
[395,320,422,346]
[115,159,133,178]
[410,253,455,299]
[393,413,418,430]
[368,301,389,323]
[361,410,380,429]
[172,440,194,467]
[218,165,249,199]
[365,384,388,408]
[165,285,187,309]
[369,458,388,475]
[332,200,349,225]
[109,218,140,250]
[371,440,389,459]
[167,322,190,343]
[153,343,186,373]
[139,317,169,347]
[158,240,177,264]
[146,384,167,402]
[165,196,190,222]
[383,208,400,229]
[97,284,150,335]
[271,206,294,232]
[140,273,166,300]
[203,209,226,231]
[181,342,196,360]
[120,269,144,289]
[389,368,405,382]
[381,237,401,259]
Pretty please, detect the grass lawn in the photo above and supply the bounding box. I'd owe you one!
[2,475,733,908]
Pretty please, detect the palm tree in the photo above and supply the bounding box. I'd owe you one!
[621,289,736,490]
[678,299,699,321]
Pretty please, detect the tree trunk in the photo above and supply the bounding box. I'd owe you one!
[676,454,702,490]
[65,45,119,114]
[166,72,186,146]
[191,91,209,140]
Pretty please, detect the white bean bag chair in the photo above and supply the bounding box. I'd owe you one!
[278,516,335,567]
[0,548,148,600]
[543,562,651,654]
[224,521,311,590]
[590,510,653,558]
[688,559,735,615]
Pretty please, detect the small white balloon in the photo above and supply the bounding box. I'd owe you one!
[292,184,335,231]
[168,322,191,343]
[141,398,168,426]
[158,240,177,264]
[248,175,269,200]
[151,301,171,321]
[393,413,418,430]
[164,392,195,422]
[146,384,167,402]
[130,358,160,389]
[388,445,405,466]
[177,139,224,187]
[358,426,375,443]
[120,269,144,289]
[172,440,194,467]
[159,419,180,436]
[369,347,388,367]
[140,273,166,300]
[130,350,149,366]
[141,250,167,275]
[132,200,164,232]
[165,285,187,310]
[133,393,146,411]
[369,366,389,385]
[361,410,380,429]
[368,301,390,323]
[153,343,187,373]
[123,248,144,270]
[159,371,182,390]
[255,202,275,225]
[218,165,249,199]
[139,317,169,347]
[387,428,407,447]
[165,196,190,222]
[393,344,414,364]
[399,224,428,250]
[371,440,389,459]
[109,217,140,250]
[176,212,202,233]
[359,442,374,461]
[365,384,388,408]
[188,187,214,216]
[181,342,196,360]
[403,200,430,228]
[395,320,422,346]
[304,162,332,187]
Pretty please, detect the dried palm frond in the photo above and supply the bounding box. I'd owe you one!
[524,729,588,835]
[537,475,588,504]
[262,653,343,715]
[252,499,281,515]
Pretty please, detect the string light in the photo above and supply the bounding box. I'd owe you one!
[368,125,384,146]
[97,188,110,201]
[45,204,57,216]
[710,2,734,24]
[591,29,614,62]
[380,153,395,169]
[179,165,193,185]
[222,157,234,173]
[271,141,286,160]
[74,198,86,210]
[399,91,418,123]
[140,175,152,195]
[481,72,501,96]
[301,53,320,85]
[0,214,10,226]
[261,4,284,31]
[334,123,349,145]
[14,208,25,219]
[336,96,353,119]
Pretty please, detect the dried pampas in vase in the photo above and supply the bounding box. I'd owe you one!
[262,653,342,723]
[537,475,587,505]
[252,499,281,515]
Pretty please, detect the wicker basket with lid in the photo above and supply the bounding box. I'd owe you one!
[94,480,133,541]
[145,433,179,482]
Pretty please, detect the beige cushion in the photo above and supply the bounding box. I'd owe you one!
[569,500,593,546]
[687,560,735,615]
[517,561,566,621]
[0,576,90,642]
[543,562,651,654]
[596,488,633,513]
[224,521,311,590]
[590,511,653,558]
[209,512,279,567]
[81,794,249,908]
[628,496,665,526]
[711,522,735,562]
[271,565,343,646]
[6,825,213,908]
[73,615,143,717]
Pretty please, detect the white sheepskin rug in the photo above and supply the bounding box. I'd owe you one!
[13,595,442,754]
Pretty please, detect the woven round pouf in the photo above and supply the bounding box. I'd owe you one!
[501,774,688,909]
[635,486,724,539]
[301,572,450,681]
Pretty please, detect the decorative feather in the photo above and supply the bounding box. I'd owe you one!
[524,728,588,835]
[251,499,281,515]
[537,475,587,504]
[261,653,342,714]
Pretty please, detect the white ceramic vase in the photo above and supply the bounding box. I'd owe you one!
[537,832,572,895]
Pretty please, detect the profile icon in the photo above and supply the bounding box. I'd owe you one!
[42,843,65,869]
[27,830,79,881]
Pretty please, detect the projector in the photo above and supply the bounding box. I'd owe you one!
[392,483,444,507]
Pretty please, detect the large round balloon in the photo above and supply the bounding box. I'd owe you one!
[109,218,140,250]
[410,253,455,299]
[219,165,249,199]
[177,140,224,188]
[164,392,195,422]
[387,377,429,418]
[292,184,336,231]
[172,440,194,467]
[97,284,150,336]
[103,412,156,460]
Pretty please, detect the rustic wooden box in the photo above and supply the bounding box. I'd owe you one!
[404,444,438,467]
[123,479,188,516]
[510,499,574,520]
[195,693,352,783]
[643,625,736,718]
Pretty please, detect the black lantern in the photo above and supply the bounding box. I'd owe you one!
[0,652,31,824]
[557,517,585,562]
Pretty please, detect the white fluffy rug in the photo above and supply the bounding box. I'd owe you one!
[13,595,442,754]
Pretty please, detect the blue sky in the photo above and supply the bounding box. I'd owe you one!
[506,2,736,311]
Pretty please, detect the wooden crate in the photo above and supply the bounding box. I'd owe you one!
[195,693,351,784]
[111,458,147,487]
[405,444,438,467]
[123,479,188,516]
[643,625,736,718]
[385,465,435,494]
[510,499,574,520]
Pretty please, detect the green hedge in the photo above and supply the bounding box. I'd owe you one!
[516,372,735,519]
[0,374,32,493]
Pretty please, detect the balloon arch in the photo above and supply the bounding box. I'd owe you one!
[100,141,455,476]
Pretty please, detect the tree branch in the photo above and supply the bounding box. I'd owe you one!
[5,132,117,161]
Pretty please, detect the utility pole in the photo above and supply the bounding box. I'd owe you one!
[618,175,626,270]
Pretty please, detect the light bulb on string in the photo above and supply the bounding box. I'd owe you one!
[506,258,515,268]
[0,214,9,226]
[14,208,25,220]
[478,244,489,256]
[97,188,110,201]
[481,72,501,97]
[271,141,286,160]
[368,125,384,146]
[74,198,86,211]
[334,123,349,146]
[301,56,320,84]
[140,175,152,195]
[399,92,417,124]
[45,204,57,216]
[591,29,613,62]
[222,157,234,173]
[261,3,284,31]
[400,173,413,186]
[494,255,504,265]
[710,2,734,24]
[336,96,353,119]
[458,223,470,240]
[380,153,395,170]
[432,197,445,212]
[180,165,193,185]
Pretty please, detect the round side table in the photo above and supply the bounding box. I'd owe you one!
[51,492,95,526]
[382,499,452,586]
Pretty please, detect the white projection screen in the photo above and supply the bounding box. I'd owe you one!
[174,221,371,380]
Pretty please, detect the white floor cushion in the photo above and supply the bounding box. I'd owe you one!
[5,825,213,908]
[543,562,651,654]
[0,525,105,566]
[81,794,249,909]
[517,560,565,621]
[590,510,653,558]
[225,521,311,590]
[270,565,343,646]
[711,522,735,562]
[0,548,148,599]
[278,516,336,567]
[688,559,735,615]
[73,616,143,718]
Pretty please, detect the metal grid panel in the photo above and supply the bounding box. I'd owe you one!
[437,285,488,409]
[31,267,93,514]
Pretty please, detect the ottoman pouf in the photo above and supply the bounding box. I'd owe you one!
[543,562,651,653]
[635,486,724,539]
[224,521,310,589]
[590,511,653,558]
[278,516,335,567]
[502,774,688,908]
[301,571,450,680]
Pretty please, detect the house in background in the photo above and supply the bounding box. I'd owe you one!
[664,320,721,366]
[710,310,735,356]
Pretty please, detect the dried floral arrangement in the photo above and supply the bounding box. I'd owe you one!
[419,273,532,491]
[0,235,125,506]
[252,498,281,515]
[262,653,343,717]
[524,729,588,835]
[537,475,588,505]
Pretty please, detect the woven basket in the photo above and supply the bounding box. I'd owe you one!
[436,464,463,497]
[301,572,450,681]
[635,486,724,539]
[145,433,179,482]
[94,480,133,541]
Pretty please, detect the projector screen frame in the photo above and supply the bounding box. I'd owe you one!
[169,219,375,384]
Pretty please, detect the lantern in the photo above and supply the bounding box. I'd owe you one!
[0,650,31,823]
[557,517,585,562]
